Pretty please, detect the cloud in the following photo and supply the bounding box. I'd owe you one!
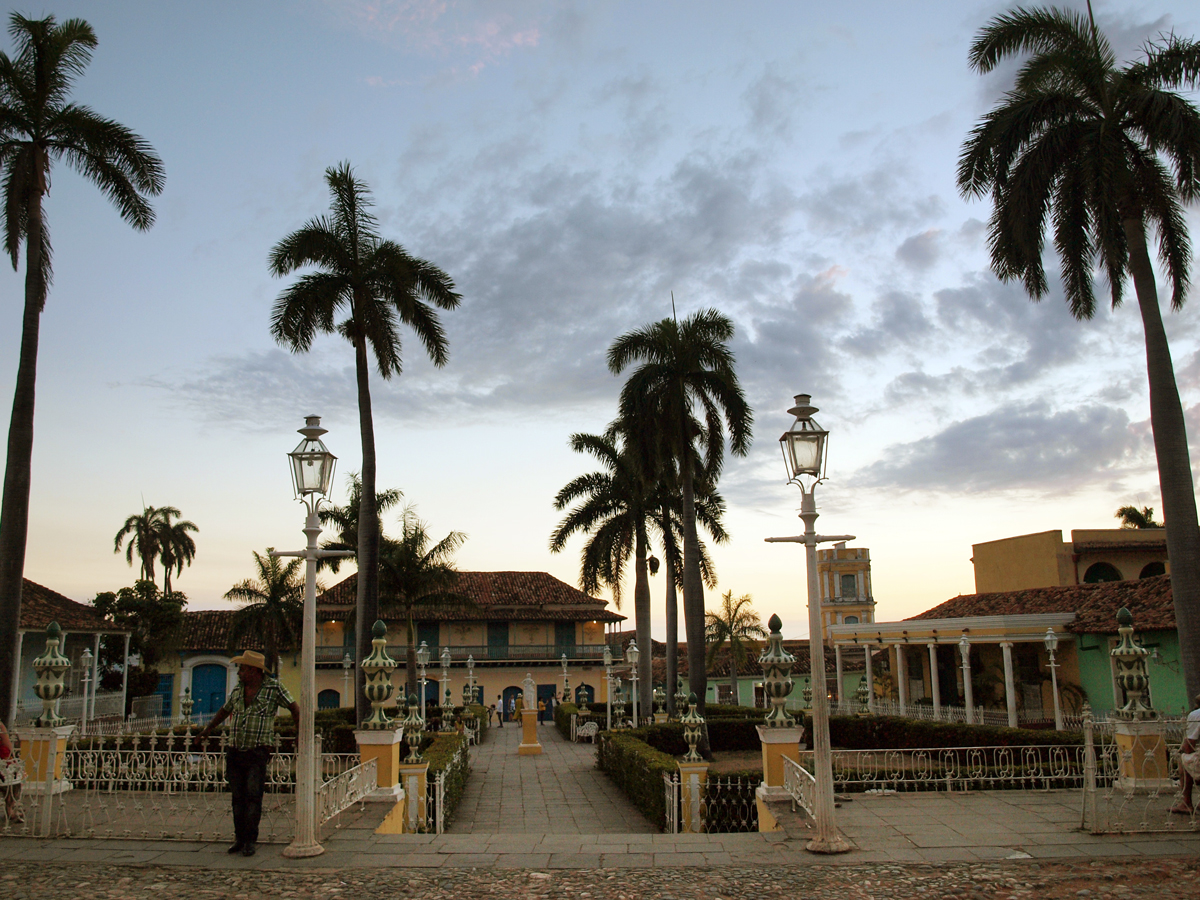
[797,165,944,238]
[742,64,803,140]
[324,0,545,74]
[843,291,934,357]
[854,400,1143,494]
[895,228,941,270]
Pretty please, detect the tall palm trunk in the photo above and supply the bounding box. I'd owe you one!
[663,509,678,715]
[633,523,652,717]
[679,453,707,716]
[0,189,45,722]
[1125,215,1200,704]
[353,329,381,725]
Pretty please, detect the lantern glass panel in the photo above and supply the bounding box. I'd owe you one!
[782,429,824,478]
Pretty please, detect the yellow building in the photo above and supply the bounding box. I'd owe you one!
[816,543,876,641]
[972,529,1168,594]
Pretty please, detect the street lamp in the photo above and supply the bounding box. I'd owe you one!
[959,633,974,725]
[603,644,613,731]
[79,648,93,730]
[467,654,476,705]
[440,646,453,731]
[1044,627,1064,730]
[765,393,852,854]
[341,653,353,709]
[561,653,570,706]
[626,640,640,727]
[273,415,353,859]
[416,641,430,723]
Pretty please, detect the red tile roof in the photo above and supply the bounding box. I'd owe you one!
[316,571,624,623]
[907,574,1175,634]
[18,579,127,633]
[178,610,264,653]
[644,641,865,678]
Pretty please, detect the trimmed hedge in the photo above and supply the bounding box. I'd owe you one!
[425,732,471,826]
[597,733,677,830]
[803,715,1084,750]
[555,701,578,740]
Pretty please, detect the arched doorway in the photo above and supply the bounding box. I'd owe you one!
[318,689,340,710]
[502,685,522,722]
[1139,561,1166,578]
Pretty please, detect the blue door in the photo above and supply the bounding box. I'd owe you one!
[191,664,227,718]
[318,689,340,710]
[154,673,174,719]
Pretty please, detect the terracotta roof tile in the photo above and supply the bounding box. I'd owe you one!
[178,610,264,653]
[18,579,127,633]
[907,574,1175,634]
[316,571,624,623]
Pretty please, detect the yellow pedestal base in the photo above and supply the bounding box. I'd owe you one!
[1112,719,1171,791]
[355,727,406,802]
[519,708,543,755]
[393,762,428,833]
[756,725,803,796]
[15,725,75,794]
[756,784,782,832]
[678,761,709,833]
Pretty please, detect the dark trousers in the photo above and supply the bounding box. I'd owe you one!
[227,746,271,844]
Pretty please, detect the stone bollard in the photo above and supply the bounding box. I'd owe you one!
[755,613,804,831]
[1109,608,1170,791]
[384,693,427,834]
[518,672,543,756]
[856,675,870,716]
[677,693,708,833]
[355,620,405,804]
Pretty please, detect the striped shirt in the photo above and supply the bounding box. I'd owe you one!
[221,677,295,750]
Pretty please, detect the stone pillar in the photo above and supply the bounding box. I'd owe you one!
[896,646,908,715]
[927,643,941,716]
[1109,608,1170,791]
[834,644,844,714]
[1001,641,1018,728]
[755,612,804,831]
[518,672,542,755]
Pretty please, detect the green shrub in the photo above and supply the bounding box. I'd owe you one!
[424,732,471,826]
[597,733,676,830]
[555,701,579,739]
[802,715,1084,750]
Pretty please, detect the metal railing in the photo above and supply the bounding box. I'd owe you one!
[1081,712,1198,834]
[659,772,758,834]
[663,772,679,834]
[14,692,125,726]
[316,757,377,829]
[317,643,615,664]
[797,744,1089,794]
[1,728,371,842]
[783,756,816,818]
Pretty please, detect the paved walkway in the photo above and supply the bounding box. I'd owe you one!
[449,716,655,833]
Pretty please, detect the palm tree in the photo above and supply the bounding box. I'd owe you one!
[1116,505,1162,529]
[225,549,305,673]
[957,6,1200,700]
[0,13,164,715]
[270,162,460,721]
[608,309,752,717]
[113,505,196,591]
[318,471,403,572]
[705,591,766,704]
[376,507,469,698]
[157,510,198,595]
[550,427,658,713]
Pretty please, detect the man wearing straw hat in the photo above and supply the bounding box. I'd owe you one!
[197,650,301,856]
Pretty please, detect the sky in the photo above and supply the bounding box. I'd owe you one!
[3,0,1200,641]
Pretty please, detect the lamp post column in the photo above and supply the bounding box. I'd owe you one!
[1045,628,1064,731]
[959,635,974,725]
[1001,641,1018,728]
[928,642,941,717]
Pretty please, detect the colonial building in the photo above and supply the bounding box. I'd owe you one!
[816,543,876,639]
[971,528,1168,593]
[158,570,625,721]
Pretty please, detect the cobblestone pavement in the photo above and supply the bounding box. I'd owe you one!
[4,857,1198,899]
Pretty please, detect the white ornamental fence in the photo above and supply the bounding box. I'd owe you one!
[660,772,757,834]
[0,729,375,842]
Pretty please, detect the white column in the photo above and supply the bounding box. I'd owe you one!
[864,645,874,713]
[960,640,974,724]
[927,642,941,717]
[834,644,844,714]
[1001,641,1018,728]
[90,633,101,721]
[896,645,908,715]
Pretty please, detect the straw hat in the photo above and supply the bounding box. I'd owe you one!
[230,650,267,670]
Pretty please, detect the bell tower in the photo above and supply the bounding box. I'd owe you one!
[815,542,876,642]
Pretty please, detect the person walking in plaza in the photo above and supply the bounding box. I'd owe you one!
[537,698,546,724]
[195,650,300,857]
[1171,694,1200,815]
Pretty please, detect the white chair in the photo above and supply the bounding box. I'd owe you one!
[576,721,600,743]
